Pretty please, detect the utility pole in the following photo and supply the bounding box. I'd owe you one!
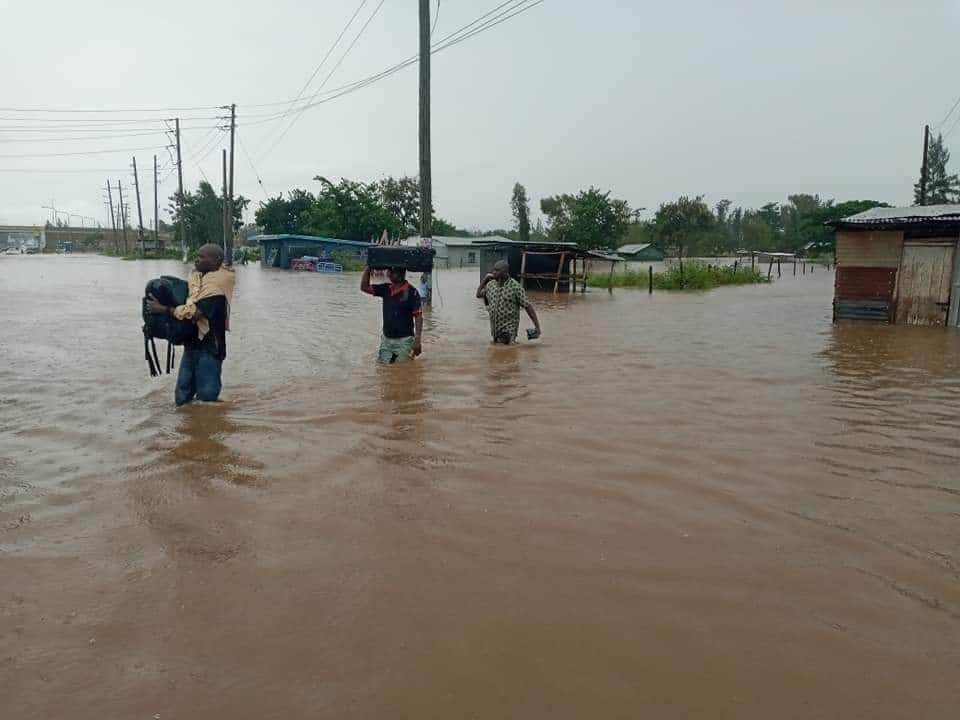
[227,103,236,266]
[222,149,229,250]
[117,181,128,253]
[106,180,119,253]
[418,0,433,304]
[175,117,187,260]
[920,124,930,206]
[153,154,160,248]
[132,156,145,254]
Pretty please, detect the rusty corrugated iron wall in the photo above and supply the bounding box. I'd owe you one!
[833,230,902,322]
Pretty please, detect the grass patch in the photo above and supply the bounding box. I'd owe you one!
[588,261,769,290]
[331,250,365,272]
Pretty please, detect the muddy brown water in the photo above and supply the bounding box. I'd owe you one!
[1,255,959,719]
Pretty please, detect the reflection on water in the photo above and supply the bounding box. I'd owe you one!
[1,255,959,719]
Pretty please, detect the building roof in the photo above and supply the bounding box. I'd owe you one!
[472,238,622,261]
[617,243,654,254]
[253,233,371,247]
[831,204,960,230]
[403,235,492,248]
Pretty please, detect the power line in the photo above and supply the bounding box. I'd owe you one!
[0,129,188,144]
[432,0,441,35]
[0,104,221,113]
[0,123,216,133]
[943,111,960,140]
[236,130,269,199]
[937,94,960,131]
[248,0,542,127]
[257,0,387,161]
[0,114,219,124]
[242,0,536,114]
[0,167,131,174]
[267,0,370,131]
[0,144,169,159]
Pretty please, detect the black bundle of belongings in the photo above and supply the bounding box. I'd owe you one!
[366,245,435,272]
[142,276,194,376]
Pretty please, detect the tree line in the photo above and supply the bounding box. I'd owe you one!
[166,134,959,257]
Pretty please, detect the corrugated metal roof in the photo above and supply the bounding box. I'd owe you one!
[839,204,960,224]
[617,243,652,253]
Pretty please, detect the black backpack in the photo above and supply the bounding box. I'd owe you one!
[142,276,195,376]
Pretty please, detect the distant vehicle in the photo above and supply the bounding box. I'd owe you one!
[3,248,21,255]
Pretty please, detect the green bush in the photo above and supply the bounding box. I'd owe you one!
[331,250,365,272]
[588,261,769,290]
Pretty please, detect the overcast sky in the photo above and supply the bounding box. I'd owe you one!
[2,0,960,231]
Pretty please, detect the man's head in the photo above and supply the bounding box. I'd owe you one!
[195,244,225,273]
[388,267,406,285]
[492,259,510,283]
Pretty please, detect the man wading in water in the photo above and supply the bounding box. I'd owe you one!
[361,265,423,363]
[146,244,234,405]
[477,259,542,344]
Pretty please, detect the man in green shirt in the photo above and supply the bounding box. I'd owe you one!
[476,260,542,344]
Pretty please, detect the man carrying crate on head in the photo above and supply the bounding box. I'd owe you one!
[361,265,423,363]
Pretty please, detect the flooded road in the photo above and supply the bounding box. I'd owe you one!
[2,254,958,719]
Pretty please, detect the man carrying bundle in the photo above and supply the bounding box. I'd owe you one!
[146,244,235,405]
[477,259,542,345]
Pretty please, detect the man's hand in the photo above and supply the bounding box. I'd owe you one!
[146,295,168,315]
[412,338,423,357]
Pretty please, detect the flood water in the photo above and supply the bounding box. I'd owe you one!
[2,255,959,719]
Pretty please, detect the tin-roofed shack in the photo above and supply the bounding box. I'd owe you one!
[475,239,620,293]
[831,205,960,325]
[255,234,371,269]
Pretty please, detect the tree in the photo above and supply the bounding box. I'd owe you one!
[801,199,889,255]
[254,189,314,234]
[740,211,774,251]
[781,194,827,252]
[914,132,960,205]
[377,176,421,236]
[433,216,470,237]
[300,176,402,241]
[651,195,714,270]
[540,187,633,250]
[510,182,531,243]
[167,181,247,250]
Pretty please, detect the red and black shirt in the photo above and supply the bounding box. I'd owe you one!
[365,281,422,338]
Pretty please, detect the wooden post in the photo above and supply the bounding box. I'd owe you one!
[153,154,159,248]
[793,259,797,276]
[608,260,615,294]
[106,180,119,253]
[520,250,527,280]
[175,118,186,259]
[117,181,127,253]
[751,252,756,272]
[132,156,145,254]
[227,103,236,265]
[222,149,229,250]
[920,124,930,206]
[418,0,433,303]
[553,251,566,294]
[777,259,781,278]
[648,265,653,294]
[767,258,773,280]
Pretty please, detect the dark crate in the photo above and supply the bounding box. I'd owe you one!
[367,245,435,272]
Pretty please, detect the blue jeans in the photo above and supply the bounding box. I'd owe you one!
[175,349,223,406]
